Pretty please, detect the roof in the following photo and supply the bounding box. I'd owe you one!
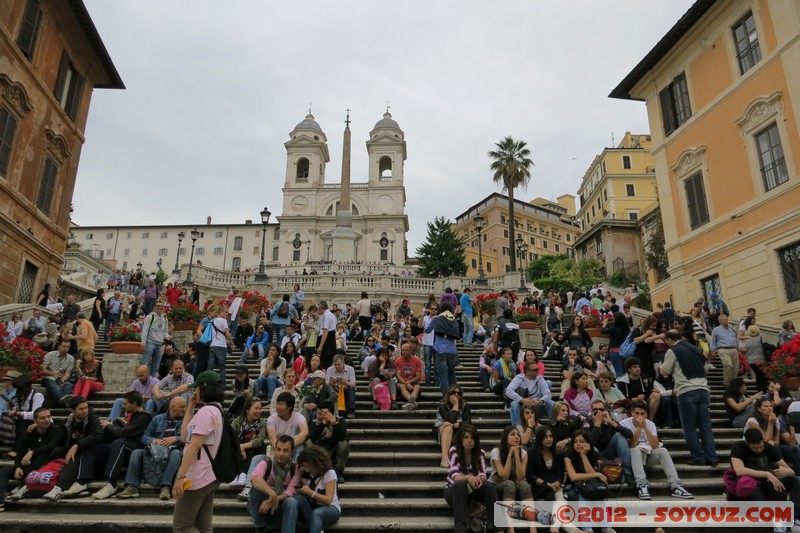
[68,0,125,89]
[609,0,717,101]
[293,113,324,133]
[372,111,400,131]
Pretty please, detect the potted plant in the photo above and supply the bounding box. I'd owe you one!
[109,322,144,354]
[241,290,271,317]
[513,306,540,330]
[0,323,46,380]
[167,303,204,331]
[762,336,800,393]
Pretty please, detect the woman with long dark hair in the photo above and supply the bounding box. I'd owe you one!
[444,424,500,533]
[527,425,565,503]
[724,377,761,428]
[7,374,45,454]
[89,288,105,333]
[566,315,593,354]
[255,344,286,403]
[230,397,267,487]
[564,430,614,533]
[602,312,631,376]
[434,385,471,468]
[490,426,534,532]
[282,445,341,533]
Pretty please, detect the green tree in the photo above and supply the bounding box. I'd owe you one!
[527,254,569,280]
[489,136,534,272]
[416,216,467,278]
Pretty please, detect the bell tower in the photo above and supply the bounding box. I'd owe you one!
[284,113,330,188]
[367,111,406,185]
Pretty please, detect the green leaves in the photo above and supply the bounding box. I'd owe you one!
[416,216,467,278]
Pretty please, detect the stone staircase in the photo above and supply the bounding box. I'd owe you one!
[0,337,734,531]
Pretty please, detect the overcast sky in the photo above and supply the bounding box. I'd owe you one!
[75,0,694,254]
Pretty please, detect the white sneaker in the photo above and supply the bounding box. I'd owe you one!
[61,482,88,498]
[92,482,118,500]
[236,487,250,501]
[401,402,414,410]
[42,486,63,501]
[7,484,28,501]
[228,473,247,487]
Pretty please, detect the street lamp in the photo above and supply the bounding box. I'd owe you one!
[255,207,271,281]
[389,240,395,266]
[183,228,200,287]
[516,236,529,293]
[172,231,185,275]
[474,214,487,286]
[156,258,163,271]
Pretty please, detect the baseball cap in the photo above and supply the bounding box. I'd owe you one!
[188,370,221,389]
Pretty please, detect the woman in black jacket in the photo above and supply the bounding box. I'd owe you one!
[434,385,471,468]
[601,312,630,376]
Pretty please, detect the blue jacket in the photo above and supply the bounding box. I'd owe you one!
[270,302,298,326]
[141,412,183,446]
[245,330,270,352]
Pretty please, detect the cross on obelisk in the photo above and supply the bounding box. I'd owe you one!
[345,107,351,127]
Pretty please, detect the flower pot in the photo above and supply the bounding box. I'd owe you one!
[171,321,197,332]
[109,341,144,355]
[584,328,605,337]
[519,321,540,330]
[782,376,800,393]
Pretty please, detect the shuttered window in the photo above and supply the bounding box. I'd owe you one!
[36,157,58,215]
[54,51,85,120]
[16,0,42,59]
[0,107,18,177]
[685,173,710,230]
[660,73,692,136]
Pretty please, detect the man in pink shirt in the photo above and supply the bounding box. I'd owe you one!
[394,342,423,410]
[247,434,302,532]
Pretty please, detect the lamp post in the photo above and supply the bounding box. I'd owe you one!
[172,231,185,275]
[474,214,487,286]
[183,228,200,287]
[389,240,395,266]
[255,207,271,281]
[516,236,528,293]
[156,258,163,271]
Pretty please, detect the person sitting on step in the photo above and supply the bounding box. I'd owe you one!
[107,365,159,422]
[615,357,661,421]
[478,341,497,392]
[300,371,338,423]
[368,347,398,410]
[254,344,286,402]
[586,399,634,482]
[229,398,268,488]
[266,392,308,456]
[247,434,302,533]
[492,347,519,400]
[394,342,423,411]
[226,365,254,419]
[435,385,471,468]
[281,445,342,533]
[563,430,616,533]
[242,322,270,363]
[490,426,535,533]
[146,360,194,415]
[308,400,350,484]
[270,368,300,416]
[505,361,554,426]
[326,354,357,418]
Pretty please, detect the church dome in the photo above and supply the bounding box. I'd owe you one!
[372,111,400,131]
[294,113,323,133]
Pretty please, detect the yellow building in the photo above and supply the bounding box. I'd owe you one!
[574,132,658,279]
[611,0,800,325]
[452,193,579,278]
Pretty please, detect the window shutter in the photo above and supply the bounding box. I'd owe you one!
[0,108,18,177]
[16,0,41,59]
[66,72,84,120]
[54,50,70,100]
[695,176,709,225]
[659,86,676,135]
[36,158,58,215]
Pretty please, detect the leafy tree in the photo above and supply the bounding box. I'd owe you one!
[489,136,534,272]
[542,256,602,289]
[416,216,467,278]
[527,254,569,280]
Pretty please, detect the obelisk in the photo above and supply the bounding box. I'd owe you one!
[331,108,357,262]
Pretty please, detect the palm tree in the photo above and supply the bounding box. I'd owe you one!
[489,136,534,272]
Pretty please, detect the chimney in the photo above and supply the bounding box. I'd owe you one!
[245,219,252,225]
[207,216,212,225]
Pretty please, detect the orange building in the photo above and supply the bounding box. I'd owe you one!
[0,0,123,304]
[611,0,800,325]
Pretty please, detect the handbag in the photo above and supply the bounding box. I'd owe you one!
[198,322,213,345]
[575,478,609,500]
[598,457,624,484]
[618,330,636,359]
[723,467,758,498]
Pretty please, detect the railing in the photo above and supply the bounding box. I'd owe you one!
[63,248,115,276]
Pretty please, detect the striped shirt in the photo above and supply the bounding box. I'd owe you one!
[446,446,486,486]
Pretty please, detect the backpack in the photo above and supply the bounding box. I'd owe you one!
[25,458,66,496]
[373,382,391,411]
[276,302,290,319]
[198,322,213,345]
[618,330,637,359]
[201,403,245,483]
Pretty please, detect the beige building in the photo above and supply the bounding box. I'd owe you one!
[0,0,123,305]
[573,132,658,279]
[611,0,800,325]
[452,193,579,277]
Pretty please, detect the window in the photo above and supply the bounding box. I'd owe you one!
[233,236,243,251]
[626,184,635,197]
[105,249,112,257]
[778,242,800,303]
[542,240,548,250]
[755,123,788,191]
[214,247,223,255]
[296,157,310,181]
[231,257,241,271]
[86,233,93,240]
[272,247,279,261]
[253,246,259,255]
[555,244,560,252]
[17,261,38,303]
[659,73,692,135]
[628,211,639,221]
[160,232,168,239]
[292,250,301,262]
[502,247,510,256]
[592,206,595,217]
[215,231,223,238]
[622,155,632,170]
[122,261,127,271]
[142,248,148,256]
[483,234,487,242]
[530,237,536,246]
[106,233,113,239]
[0,107,18,177]
[123,249,129,257]
[700,274,721,301]
[733,12,761,75]
[158,248,167,256]
[471,258,477,268]
[195,247,204,256]
[255,230,260,237]
[53,51,84,121]
[380,249,388,261]
[178,248,186,256]
[35,158,57,215]
[595,235,603,254]
[126,232,131,239]
[685,172,710,230]
[16,0,41,60]
[601,161,606,175]
[500,215,507,224]
[603,190,608,201]
[531,253,538,261]
[486,262,492,273]
[566,234,571,242]
[273,227,280,240]
[142,232,149,239]
[597,198,601,209]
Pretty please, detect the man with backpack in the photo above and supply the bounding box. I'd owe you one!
[270,295,298,348]
[140,301,171,378]
[247,434,302,533]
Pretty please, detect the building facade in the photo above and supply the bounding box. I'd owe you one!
[452,193,580,277]
[0,0,123,305]
[573,132,658,279]
[611,0,800,325]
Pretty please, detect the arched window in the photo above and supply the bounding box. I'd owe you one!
[233,236,243,251]
[231,257,241,271]
[379,156,392,180]
[296,157,310,181]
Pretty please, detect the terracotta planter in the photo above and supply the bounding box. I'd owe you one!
[171,320,198,332]
[519,321,540,330]
[782,376,800,393]
[109,341,144,355]
[584,328,604,337]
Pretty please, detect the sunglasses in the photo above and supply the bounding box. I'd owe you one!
[450,391,463,396]
[592,409,605,415]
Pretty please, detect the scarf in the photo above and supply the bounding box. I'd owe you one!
[238,418,262,442]
[500,358,512,380]
[272,458,291,494]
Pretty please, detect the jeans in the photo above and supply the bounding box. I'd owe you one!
[42,377,73,401]
[630,446,680,487]
[172,480,220,533]
[610,348,624,377]
[677,388,718,462]
[281,494,341,533]
[256,375,282,401]
[445,479,500,533]
[124,447,182,487]
[248,487,289,530]
[509,399,553,427]
[272,324,288,348]
[423,345,436,385]
[105,313,120,340]
[145,397,169,415]
[141,341,164,378]
[599,432,633,478]
[434,350,457,395]
[209,346,228,385]
[240,343,266,364]
[462,314,475,345]
[109,398,124,420]
[142,298,155,316]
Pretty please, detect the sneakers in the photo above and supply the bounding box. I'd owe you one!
[410,396,417,409]
[401,402,414,411]
[61,482,88,499]
[7,484,28,501]
[671,484,694,499]
[637,484,651,500]
[160,486,171,501]
[92,482,118,500]
[59,394,74,405]
[229,472,247,487]
[117,485,139,499]
[236,487,250,501]
[42,486,63,501]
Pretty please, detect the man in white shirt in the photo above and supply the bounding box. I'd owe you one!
[279,324,301,351]
[266,392,308,454]
[316,301,338,369]
[228,289,244,338]
[209,305,232,386]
